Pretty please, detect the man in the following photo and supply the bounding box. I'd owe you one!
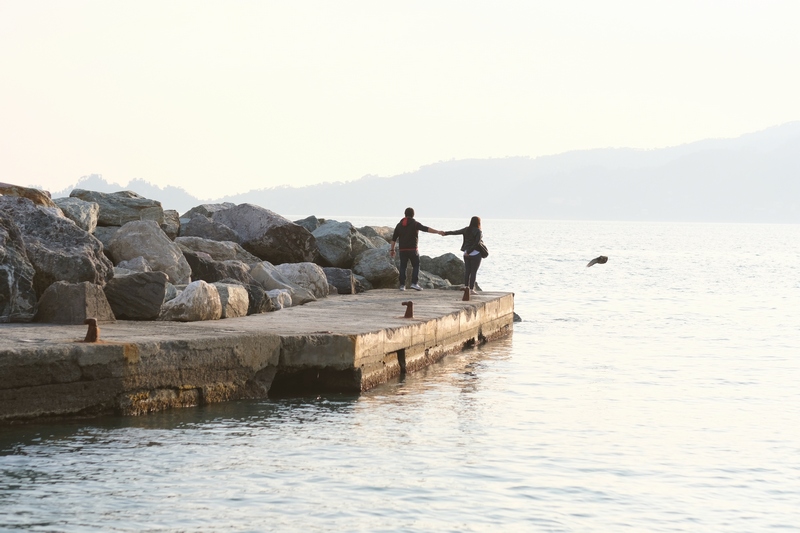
[389,207,444,291]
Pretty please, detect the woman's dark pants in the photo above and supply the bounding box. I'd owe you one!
[464,254,482,289]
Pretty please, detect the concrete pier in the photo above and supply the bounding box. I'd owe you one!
[0,290,514,423]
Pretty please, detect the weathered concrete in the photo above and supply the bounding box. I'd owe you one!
[0,290,514,423]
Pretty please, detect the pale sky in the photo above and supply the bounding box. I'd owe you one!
[1,1,798,199]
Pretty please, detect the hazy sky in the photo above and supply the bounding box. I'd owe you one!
[1,1,798,199]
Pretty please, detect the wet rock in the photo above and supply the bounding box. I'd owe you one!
[104,271,169,320]
[34,281,115,324]
[108,220,192,284]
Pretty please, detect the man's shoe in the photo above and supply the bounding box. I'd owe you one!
[399,285,406,291]
[410,284,423,291]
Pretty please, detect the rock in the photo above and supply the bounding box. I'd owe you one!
[0,183,56,208]
[92,226,120,251]
[420,253,465,285]
[164,282,178,302]
[161,210,180,240]
[0,213,37,322]
[274,262,329,299]
[294,215,321,232]
[212,282,249,319]
[352,248,399,289]
[104,271,169,320]
[54,197,100,233]
[182,251,254,285]
[312,220,375,268]
[513,312,522,322]
[353,274,371,293]
[323,267,356,295]
[249,261,316,306]
[117,256,152,273]
[417,270,451,289]
[175,236,260,263]
[108,220,192,284]
[221,280,274,315]
[358,225,393,242]
[180,203,236,219]
[70,189,164,227]
[212,204,317,264]
[158,280,222,322]
[1,196,114,298]
[267,289,292,310]
[34,281,115,324]
[179,214,241,242]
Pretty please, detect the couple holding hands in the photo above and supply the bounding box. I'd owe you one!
[389,207,487,293]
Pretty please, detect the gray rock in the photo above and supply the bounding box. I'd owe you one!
[158,280,222,322]
[274,262,329,299]
[352,248,399,289]
[323,267,356,295]
[179,214,241,243]
[294,215,321,232]
[108,220,192,285]
[0,213,37,322]
[266,289,292,310]
[70,189,164,227]
[180,203,236,219]
[182,251,255,285]
[0,196,114,298]
[358,225,393,242]
[175,236,260,263]
[104,271,169,320]
[212,204,318,265]
[164,282,178,302]
[312,220,375,268]
[34,281,115,324]
[353,274,371,293]
[161,209,180,240]
[0,182,56,207]
[249,261,316,306]
[212,282,249,319]
[54,197,99,233]
[117,256,152,273]
[92,226,120,251]
[420,253,465,285]
[417,270,452,290]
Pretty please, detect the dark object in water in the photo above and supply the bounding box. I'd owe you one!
[84,318,99,342]
[586,256,608,267]
[462,287,470,301]
[401,301,414,318]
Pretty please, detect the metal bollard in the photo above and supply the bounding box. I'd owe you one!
[83,317,100,343]
[401,301,414,318]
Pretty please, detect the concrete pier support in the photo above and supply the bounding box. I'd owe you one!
[0,290,514,423]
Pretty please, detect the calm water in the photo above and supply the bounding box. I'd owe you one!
[2,219,800,532]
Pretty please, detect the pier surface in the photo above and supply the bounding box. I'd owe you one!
[1,290,514,423]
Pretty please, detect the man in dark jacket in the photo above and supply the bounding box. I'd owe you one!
[390,207,444,291]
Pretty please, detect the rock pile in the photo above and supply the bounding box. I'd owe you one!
[0,184,465,324]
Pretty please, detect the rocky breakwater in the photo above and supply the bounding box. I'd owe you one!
[1,183,511,422]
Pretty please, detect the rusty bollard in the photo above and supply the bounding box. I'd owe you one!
[83,317,100,343]
[462,287,470,301]
[401,301,414,318]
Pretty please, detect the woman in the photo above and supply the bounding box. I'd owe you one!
[442,216,485,293]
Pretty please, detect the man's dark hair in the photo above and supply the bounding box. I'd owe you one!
[404,207,415,217]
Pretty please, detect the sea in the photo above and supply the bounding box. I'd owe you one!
[1,219,799,532]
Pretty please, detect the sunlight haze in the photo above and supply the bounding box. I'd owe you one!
[1,0,798,199]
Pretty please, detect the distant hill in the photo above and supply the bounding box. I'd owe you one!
[51,121,800,222]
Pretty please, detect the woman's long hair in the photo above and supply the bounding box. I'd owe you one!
[469,216,481,229]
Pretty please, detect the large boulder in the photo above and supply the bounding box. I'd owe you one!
[70,189,164,227]
[212,282,249,319]
[0,183,56,208]
[312,220,375,268]
[104,271,169,320]
[181,203,236,219]
[0,213,37,322]
[178,214,241,243]
[158,280,221,322]
[420,253,465,285]
[0,196,114,298]
[34,281,115,324]
[217,280,275,315]
[182,251,254,285]
[352,248,399,289]
[274,262,329,299]
[249,262,316,306]
[176,236,260,263]
[323,267,356,295]
[358,225,393,243]
[54,197,99,233]
[417,270,452,290]
[161,209,180,240]
[108,220,192,284]
[267,289,292,310]
[294,215,321,233]
[212,204,317,264]
[92,226,120,252]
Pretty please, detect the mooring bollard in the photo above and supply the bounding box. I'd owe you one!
[83,317,100,343]
[401,301,414,318]
[462,287,470,301]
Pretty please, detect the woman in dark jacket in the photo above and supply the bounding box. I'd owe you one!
[443,216,485,293]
